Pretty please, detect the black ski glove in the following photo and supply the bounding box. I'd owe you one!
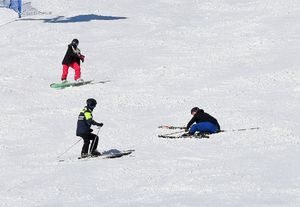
[97,123,104,127]
[79,54,85,62]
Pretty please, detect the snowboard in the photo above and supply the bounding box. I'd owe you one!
[50,80,92,89]
[50,80,110,89]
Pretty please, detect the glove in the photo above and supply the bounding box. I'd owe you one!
[89,129,93,133]
[97,123,104,127]
[79,54,85,62]
[185,127,188,132]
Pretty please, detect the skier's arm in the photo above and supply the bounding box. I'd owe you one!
[84,112,103,127]
[68,45,81,57]
[92,120,103,127]
[79,54,85,62]
[70,45,85,62]
[186,117,196,130]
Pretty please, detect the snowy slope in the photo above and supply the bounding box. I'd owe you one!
[0,0,300,206]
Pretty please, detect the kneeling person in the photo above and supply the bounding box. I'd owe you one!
[76,98,103,158]
[185,107,220,136]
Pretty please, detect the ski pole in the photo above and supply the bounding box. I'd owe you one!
[57,138,81,158]
[220,127,260,133]
[90,127,102,154]
[96,126,102,136]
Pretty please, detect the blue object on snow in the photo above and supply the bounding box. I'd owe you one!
[189,122,218,134]
[6,0,22,18]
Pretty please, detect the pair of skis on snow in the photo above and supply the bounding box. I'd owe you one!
[77,149,135,160]
[59,149,135,162]
[157,125,260,139]
[157,126,210,139]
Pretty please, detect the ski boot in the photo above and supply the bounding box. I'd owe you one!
[76,78,84,83]
[61,79,68,84]
[91,150,101,157]
[81,152,89,158]
[194,132,210,138]
[182,133,192,137]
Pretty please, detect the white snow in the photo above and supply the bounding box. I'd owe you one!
[0,0,299,206]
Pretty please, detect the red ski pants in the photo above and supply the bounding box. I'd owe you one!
[61,62,81,81]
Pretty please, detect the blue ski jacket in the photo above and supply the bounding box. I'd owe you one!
[76,107,100,136]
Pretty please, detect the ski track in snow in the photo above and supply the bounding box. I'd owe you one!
[0,0,300,206]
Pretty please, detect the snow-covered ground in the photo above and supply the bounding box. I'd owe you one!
[0,0,299,206]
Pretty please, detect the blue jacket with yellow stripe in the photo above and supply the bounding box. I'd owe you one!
[76,107,99,136]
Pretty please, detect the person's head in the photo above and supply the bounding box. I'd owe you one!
[86,98,97,111]
[190,107,204,116]
[71,39,79,48]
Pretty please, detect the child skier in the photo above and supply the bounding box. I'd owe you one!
[61,39,85,82]
[184,107,220,136]
[76,98,103,158]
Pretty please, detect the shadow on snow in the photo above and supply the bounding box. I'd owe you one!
[21,14,127,23]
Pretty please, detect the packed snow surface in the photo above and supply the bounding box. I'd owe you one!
[0,0,299,206]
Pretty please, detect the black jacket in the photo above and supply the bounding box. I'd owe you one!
[76,107,99,136]
[62,45,81,65]
[186,109,220,131]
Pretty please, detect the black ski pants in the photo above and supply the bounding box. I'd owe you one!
[79,133,99,154]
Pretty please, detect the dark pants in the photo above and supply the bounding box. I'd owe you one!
[79,133,99,154]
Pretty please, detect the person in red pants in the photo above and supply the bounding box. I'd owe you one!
[61,39,85,82]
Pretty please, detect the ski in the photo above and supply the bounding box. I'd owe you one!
[58,150,134,162]
[159,125,260,132]
[158,125,186,130]
[158,134,209,139]
[78,149,135,160]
